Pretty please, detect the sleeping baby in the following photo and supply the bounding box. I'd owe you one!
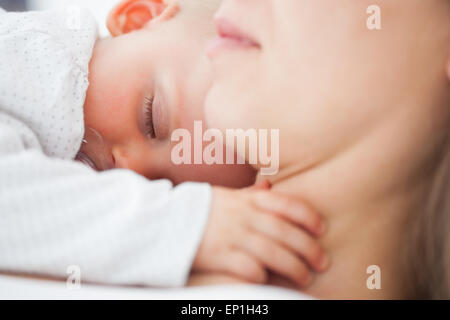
[0,0,329,288]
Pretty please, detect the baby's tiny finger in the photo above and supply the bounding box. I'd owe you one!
[224,250,268,284]
[250,179,271,190]
[251,213,330,272]
[237,232,312,288]
[252,191,324,237]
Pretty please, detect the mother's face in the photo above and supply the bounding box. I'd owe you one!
[205,0,450,168]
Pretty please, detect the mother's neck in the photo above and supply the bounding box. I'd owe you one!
[267,117,440,299]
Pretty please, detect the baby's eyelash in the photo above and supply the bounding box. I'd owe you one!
[144,96,156,139]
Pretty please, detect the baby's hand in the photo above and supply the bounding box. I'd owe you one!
[192,184,329,288]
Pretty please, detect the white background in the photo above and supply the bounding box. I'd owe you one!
[28,0,118,37]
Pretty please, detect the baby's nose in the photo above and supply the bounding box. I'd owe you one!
[111,147,133,170]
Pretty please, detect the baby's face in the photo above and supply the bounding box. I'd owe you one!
[80,0,255,187]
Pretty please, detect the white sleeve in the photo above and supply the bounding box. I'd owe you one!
[0,120,212,287]
[0,7,98,160]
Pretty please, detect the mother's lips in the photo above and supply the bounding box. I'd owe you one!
[206,17,260,59]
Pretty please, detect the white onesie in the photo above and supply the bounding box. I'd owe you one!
[0,7,211,287]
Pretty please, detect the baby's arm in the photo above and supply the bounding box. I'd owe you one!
[0,117,213,287]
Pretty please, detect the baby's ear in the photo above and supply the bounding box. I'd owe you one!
[107,0,179,36]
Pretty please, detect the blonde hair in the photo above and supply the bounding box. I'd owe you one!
[409,133,450,299]
[409,2,450,295]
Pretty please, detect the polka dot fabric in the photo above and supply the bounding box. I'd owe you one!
[0,7,97,159]
[0,7,214,287]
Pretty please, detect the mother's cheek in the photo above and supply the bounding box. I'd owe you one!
[204,85,229,132]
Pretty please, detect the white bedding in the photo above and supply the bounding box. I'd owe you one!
[0,275,312,300]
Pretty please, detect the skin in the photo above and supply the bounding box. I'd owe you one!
[82,0,329,286]
[3,1,332,288]
[82,0,256,187]
[199,0,450,299]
